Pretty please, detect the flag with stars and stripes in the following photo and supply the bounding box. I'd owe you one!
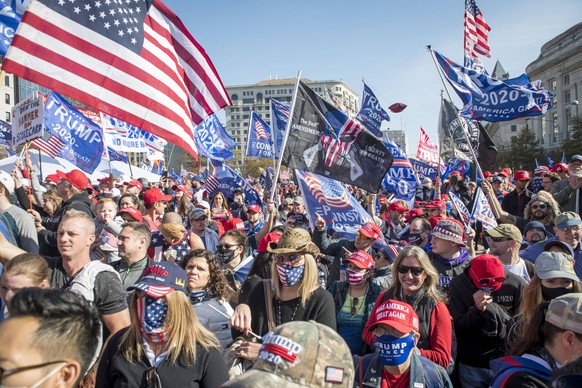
[206,161,262,206]
[464,0,491,71]
[30,125,65,158]
[246,112,273,159]
[3,0,231,160]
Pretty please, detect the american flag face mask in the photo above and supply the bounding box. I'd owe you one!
[137,296,169,343]
[277,264,305,287]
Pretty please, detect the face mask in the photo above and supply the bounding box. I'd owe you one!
[276,264,305,287]
[408,233,423,246]
[0,363,66,388]
[347,269,368,285]
[137,296,169,343]
[216,248,236,264]
[541,285,573,301]
[375,333,416,366]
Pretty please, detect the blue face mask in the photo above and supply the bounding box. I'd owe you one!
[276,264,305,287]
[375,333,416,366]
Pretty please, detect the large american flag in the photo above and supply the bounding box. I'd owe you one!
[3,0,231,160]
[253,115,269,140]
[31,131,65,158]
[464,0,491,58]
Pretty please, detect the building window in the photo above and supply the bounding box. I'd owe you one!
[231,94,238,101]
[4,94,9,104]
[565,90,571,104]
[564,74,570,85]
[243,130,248,134]
[265,113,270,118]
[243,114,249,119]
[242,107,250,111]
[3,76,8,86]
[5,112,10,122]
[511,125,517,132]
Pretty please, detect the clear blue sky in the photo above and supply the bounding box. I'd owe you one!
[164,0,582,152]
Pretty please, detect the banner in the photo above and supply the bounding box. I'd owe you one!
[356,82,389,138]
[441,158,472,180]
[296,170,373,238]
[410,158,437,181]
[471,187,497,229]
[101,114,148,153]
[449,190,472,227]
[41,92,103,173]
[282,81,393,192]
[433,50,553,122]
[0,119,12,147]
[0,0,30,56]
[193,114,235,161]
[270,99,289,159]
[205,161,262,205]
[416,127,439,164]
[246,112,273,159]
[381,137,418,201]
[11,95,43,147]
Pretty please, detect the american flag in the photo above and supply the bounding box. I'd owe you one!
[464,0,491,58]
[31,131,65,158]
[254,115,269,140]
[3,0,231,160]
[304,172,350,209]
[204,174,220,194]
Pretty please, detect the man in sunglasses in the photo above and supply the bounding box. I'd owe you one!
[484,224,535,283]
[449,254,526,387]
[521,212,582,278]
[313,215,381,286]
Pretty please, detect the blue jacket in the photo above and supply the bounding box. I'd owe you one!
[490,354,553,388]
[353,352,452,388]
[520,237,582,278]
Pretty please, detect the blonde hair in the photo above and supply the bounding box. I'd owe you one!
[119,290,219,366]
[388,246,446,303]
[3,253,50,286]
[272,253,319,307]
[43,189,62,208]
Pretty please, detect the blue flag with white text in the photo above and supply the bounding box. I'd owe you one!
[247,112,273,159]
[0,119,12,146]
[440,158,472,180]
[107,147,129,163]
[471,187,497,230]
[356,82,389,138]
[410,159,437,181]
[0,0,30,56]
[381,137,418,201]
[546,153,555,168]
[433,50,552,122]
[296,170,373,238]
[205,161,262,206]
[270,99,289,159]
[193,114,235,161]
[43,92,103,173]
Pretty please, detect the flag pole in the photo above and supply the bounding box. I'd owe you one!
[242,107,253,176]
[270,70,301,202]
[268,102,277,185]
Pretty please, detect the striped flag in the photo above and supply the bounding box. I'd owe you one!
[31,130,65,158]
[464,0,491,58]
[416,127,439,165]
[3,0,231,160]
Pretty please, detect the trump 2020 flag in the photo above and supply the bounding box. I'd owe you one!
[471,187,497,230]
[0,119,12,146]
[247,112,273,159]
[382,137,418,201]
[270,99,289,159]
[416,127,439,164]
[356,82,389,138]
[4,0,231,160]
[283,81,393,192]
[193,114,235,161]
[410,158,437,181]
[206,161,262,206]
[0,0,30,56]
[101,114,149,153]
[432,49,552,122]
[37,92,103,173]
[296,170,373,238]
[449,190,472,227]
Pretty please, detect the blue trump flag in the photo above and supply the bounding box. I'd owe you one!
[0,119,12,146]
[440,158,472,180]
[270,99,289,159]
[205,161,262,206]
[546,152,555,168]
[356,82,390,138]
[432,49,553,122]
[296,170,373,238]
[0,0,30,56]
[44,92,103,173]
[381,137,418,201]
[193,114,235,161]
[247,112,273,159]
[410,158,437,181]
[106,147,128,163]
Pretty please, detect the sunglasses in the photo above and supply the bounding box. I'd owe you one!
[476,276,505,285]
[397,265,424,276]
[356,231,373,241]
[217,244,239,250]
[486,236,513,243]
[274,254,303,265]
[531,204,547,210]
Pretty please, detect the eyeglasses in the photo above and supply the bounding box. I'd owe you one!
[397,265,424,276]
[531,204,547,210]
[274,254,304,265]
[217,244,239,250]
[145,367,162,388]
[191,217,206,222]
[476,276,505,285]
[0,360,66,382]
[356,231,373,241]
[486,236,513,243]
[561,225,581,234]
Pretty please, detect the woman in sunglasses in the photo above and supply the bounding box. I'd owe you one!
[216,230,254,303]
[362,246,452,368]
[230,228,336,362]
[96,261,228,387]
[327,250,383,355]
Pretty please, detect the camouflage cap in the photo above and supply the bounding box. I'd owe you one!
[223,321,354,388]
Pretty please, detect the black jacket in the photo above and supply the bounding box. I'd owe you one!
[448,268,526,368]
[501,189,533,218]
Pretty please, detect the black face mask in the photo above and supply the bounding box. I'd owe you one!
[541,285,573,301]
[216,249,236,264]
[408,233,423,246]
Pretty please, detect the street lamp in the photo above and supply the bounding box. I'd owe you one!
[573,100,580,118]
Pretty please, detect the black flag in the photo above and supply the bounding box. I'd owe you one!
[439,98,478,161]
[282,81,393,192]
[477,123,498,171]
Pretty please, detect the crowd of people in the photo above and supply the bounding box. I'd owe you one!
[0,153,581,387]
